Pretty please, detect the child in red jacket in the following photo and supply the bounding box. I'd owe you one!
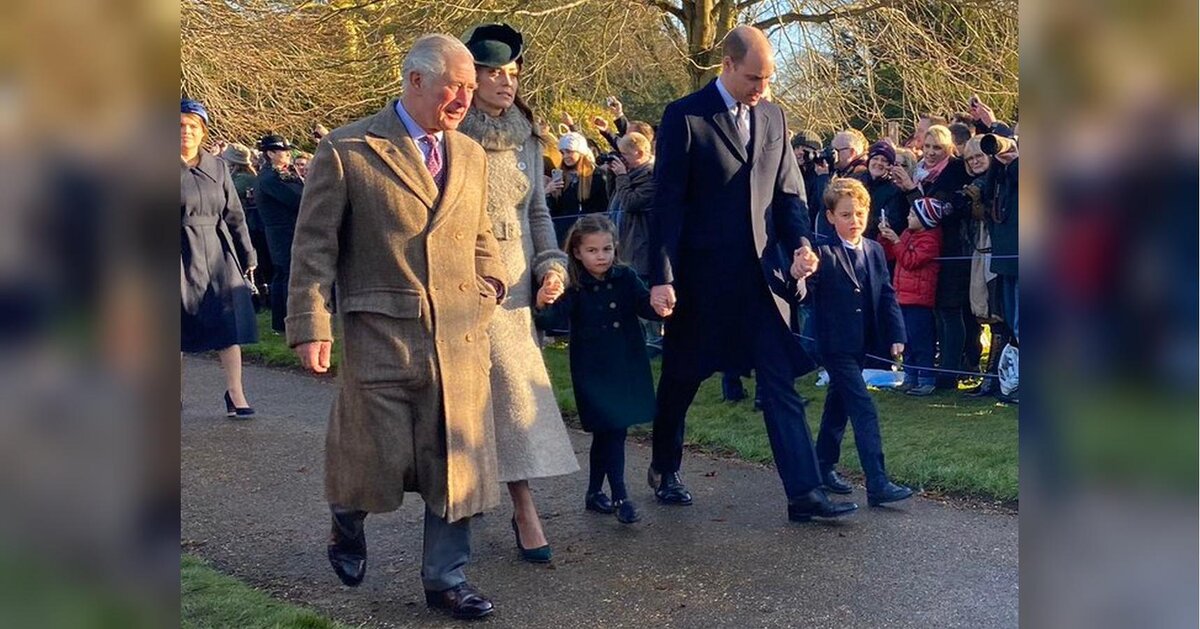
[879,198,944,396]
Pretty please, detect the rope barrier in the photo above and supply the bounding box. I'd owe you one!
[792,332,1002,379]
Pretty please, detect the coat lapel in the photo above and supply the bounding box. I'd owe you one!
[833,243,861,289]
[704,81,748,164]
[428,131,469,232]
[749,104,767,163]
[364,102,438,210]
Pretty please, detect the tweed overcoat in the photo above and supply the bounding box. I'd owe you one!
[286,101,508,523]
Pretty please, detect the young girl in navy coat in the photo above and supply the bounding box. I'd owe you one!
[534,215,661,524]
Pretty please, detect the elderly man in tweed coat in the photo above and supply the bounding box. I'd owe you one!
[287,34,508,620]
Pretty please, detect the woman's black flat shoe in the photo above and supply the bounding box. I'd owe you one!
[585,491,615,514]
[510,518,551,563]
[224,391,255,419]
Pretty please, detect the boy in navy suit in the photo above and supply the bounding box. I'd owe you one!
[803,178,914,507]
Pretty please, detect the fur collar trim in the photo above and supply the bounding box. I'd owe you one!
[459,106,533,152]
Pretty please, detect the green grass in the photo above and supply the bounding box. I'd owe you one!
[238,314,1017,502]
[182,554,349,629]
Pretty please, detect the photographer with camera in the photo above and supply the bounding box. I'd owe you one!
[791,129,832,233]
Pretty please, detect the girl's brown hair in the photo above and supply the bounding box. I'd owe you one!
[562,213,619,286]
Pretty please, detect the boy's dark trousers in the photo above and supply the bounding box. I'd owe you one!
[814,352,889,492]
[901,305,937,387]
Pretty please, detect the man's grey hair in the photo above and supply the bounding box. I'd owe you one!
[402,34,472,81]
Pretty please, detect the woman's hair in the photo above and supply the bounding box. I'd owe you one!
[562,213,619,286]
[822,176,871,212]
[924,125,956,156]
[564,149,596,202]
[961,136,991,175]
[894,147,919,173]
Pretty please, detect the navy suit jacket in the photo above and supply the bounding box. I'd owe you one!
[648,79,813,377]
[804,235,906,357]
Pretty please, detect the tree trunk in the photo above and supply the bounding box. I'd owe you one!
[681,0,740,91]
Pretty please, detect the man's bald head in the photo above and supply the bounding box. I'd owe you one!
[719,26,775,107]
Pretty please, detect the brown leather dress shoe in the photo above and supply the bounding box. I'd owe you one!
[425,582,495,620]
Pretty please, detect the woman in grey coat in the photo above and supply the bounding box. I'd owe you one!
[460,24,578,563]
[180,99,258,417]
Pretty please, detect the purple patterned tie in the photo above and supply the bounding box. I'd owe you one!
[419,134,444,188]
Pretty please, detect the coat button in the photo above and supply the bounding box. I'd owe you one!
[855,308,862,313]
[465,333,473,342]
[593,286,599,292]
[459,282,468,291]
[455,232,464,240]
[606,283,613,289]
[610,302,616,308]
[854,288,861,293]
[517,161,527,171]
[613,321,621,328]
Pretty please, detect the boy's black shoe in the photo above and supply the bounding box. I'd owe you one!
[821,469,854,495]
[425,582,495,620]
[867,482,914,507]
[585,491,615,514]
[614,499,642,524]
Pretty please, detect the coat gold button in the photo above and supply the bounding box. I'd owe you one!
[455,232,464,239]
[459,282,469,291]
[465,333,473,342]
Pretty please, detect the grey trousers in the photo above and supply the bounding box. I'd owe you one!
[421,506,472,592]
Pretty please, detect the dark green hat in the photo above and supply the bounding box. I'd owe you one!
[462,23,524,68]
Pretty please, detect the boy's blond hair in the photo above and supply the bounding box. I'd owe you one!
[822,177,871,212]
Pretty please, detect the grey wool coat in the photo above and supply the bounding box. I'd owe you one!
[286,100,508,523]
[458,107,579,482]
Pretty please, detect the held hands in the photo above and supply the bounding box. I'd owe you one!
[537,272,565,308]
[650,284,676,318]
[790,245,819,280]
[296,340,333,374]
[891,343,905,358]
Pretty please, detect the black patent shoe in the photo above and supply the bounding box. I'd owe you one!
[585,491,615,514]
[327,511,367,586]
[867,482,915,507]
[224,391,255,419]
[614,499,641,524]
[425,582,495,620]
[655,472,693,505]
[787,488,858,522]
[821,469,854,495]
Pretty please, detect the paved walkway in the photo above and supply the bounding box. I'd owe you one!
[182,356,1017,628]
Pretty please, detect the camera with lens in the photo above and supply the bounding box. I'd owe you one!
[812,146,837,168]
[596,152,624,167]
[980,133,1016,156]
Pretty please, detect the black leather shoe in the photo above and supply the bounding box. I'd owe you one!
[821,469,854,495]
[585,491,615,514]
[646,465,661,492]
[224,391,255,419]
[867,482,914,507]
[425,582,495,620]
[787,489,858,522]
[327,511,366,586]
[614,499,641,524]
[655,472,693,505]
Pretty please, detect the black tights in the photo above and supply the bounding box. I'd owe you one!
[588,429,628,501]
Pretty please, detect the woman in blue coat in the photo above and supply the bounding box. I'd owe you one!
[533,215,661,524]
[181,99,258,417]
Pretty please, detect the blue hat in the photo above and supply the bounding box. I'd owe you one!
[867,140,896,166]
[462,23,524,68]
[181,99,209,126]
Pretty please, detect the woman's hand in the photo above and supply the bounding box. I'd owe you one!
[545,178,564,196]
[592,116,609,132]
[890,165,916,191]
[879,225,900,243]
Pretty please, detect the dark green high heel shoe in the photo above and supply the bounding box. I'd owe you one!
[511,518,551,563]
